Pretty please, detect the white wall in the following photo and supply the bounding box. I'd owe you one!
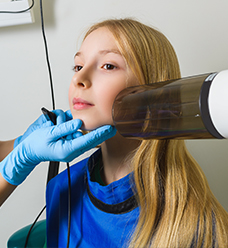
[0,0,228,246]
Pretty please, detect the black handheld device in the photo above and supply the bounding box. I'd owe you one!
[41,107,57,125]
[41,107,60,184]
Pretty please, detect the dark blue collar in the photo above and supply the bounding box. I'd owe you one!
[86,149,138,214]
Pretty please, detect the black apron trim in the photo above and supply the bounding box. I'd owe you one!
[86,182,138,214]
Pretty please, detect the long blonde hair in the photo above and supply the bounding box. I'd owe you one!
[85,18,228,247]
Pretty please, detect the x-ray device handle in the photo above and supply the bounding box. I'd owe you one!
[41,107,59,185]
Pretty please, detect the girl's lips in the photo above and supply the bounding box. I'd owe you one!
[72,97,94,110]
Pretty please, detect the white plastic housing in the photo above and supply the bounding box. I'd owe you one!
[208,70,228,138]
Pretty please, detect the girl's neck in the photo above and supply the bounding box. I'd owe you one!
[100,132,140,185]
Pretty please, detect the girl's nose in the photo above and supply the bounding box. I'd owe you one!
[72,68,92,89]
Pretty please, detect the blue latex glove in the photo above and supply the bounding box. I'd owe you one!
[0,120,116,185]
[14,109,72,148]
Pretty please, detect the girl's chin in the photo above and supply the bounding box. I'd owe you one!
[73,117,113,131]
[80,124,112,132]
[78,121,105,132]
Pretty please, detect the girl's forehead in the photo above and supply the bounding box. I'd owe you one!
[77,27,120,55]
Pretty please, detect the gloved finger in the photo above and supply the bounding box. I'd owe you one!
[40,121,53,128]
[27,120,53,133]
[54,125,116,162]
[65,110,73,121]
[50,119,83,139]
[65,131,83,140]
[14,136,22,148]
[72,125,117,152]
[52,109,73,124]
[32,113,49,126]
[14,119,53,148]
[52,109,66,125]
[72,131,83,139]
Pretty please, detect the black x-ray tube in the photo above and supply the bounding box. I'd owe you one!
[112,70,228,140]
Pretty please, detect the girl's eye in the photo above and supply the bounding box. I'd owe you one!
[73,65,83,72]
[103,64,117,70]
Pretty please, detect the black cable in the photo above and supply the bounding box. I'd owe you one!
[66,162,72,247]
[24,205,46,247]
[24,1,71,247]
[40,1,72,245]
[24,163,71,248]
[40,0,55,110]
[0,0,34,14]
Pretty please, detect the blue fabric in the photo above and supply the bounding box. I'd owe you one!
[46,149,139,248]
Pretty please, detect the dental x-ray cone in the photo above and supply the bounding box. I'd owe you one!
[112,70,228,140]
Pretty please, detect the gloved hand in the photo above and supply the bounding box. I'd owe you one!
[0,119,116,185]
[14,109,72,148]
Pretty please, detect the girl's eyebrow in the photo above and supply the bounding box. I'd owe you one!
[74,52,81,58]
[98,49,121,55]
[74,49,121,58]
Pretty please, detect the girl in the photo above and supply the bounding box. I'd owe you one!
[46,18,228,247]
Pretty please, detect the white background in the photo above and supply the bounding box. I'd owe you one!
[0,0,228,246]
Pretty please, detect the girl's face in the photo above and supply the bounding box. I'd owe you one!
[68,27,138,130]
